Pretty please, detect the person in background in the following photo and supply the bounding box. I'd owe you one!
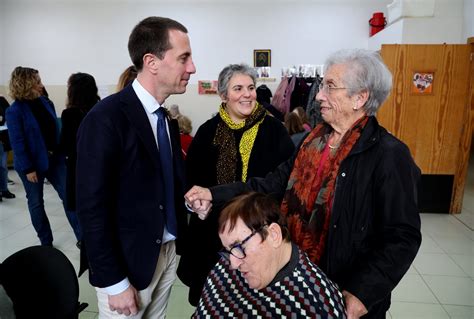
[60,73,100,217]
[185,49,422,319]
[76,16,195,317]
[284,111,308,147]
[168,104,181,119]
[293,106,311,131]
[177,63,294,306]
[177,115,193,159]
[256,84,284,122]
[0,96,15,202]
[6,67,82,246]
[117,65,138,91]
[193,192,346,318]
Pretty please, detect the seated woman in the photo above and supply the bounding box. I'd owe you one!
[193,192,346,318]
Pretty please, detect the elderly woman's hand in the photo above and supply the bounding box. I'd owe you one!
[185,186,213,220]
[342,290,368,319]
[26,171,38,183]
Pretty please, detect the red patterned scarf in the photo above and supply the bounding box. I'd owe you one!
[281,116,369,264]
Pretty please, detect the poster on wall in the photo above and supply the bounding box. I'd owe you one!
[198,80,218,95]
[412,71,434,95]
[254,49,271,67]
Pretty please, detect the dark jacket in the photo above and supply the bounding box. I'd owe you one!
[0,97,11,151]
[60,107,90,211]
[211,116,422,317]
[177,113,294,305]
[76,84,188,290]
[6,97,59,174]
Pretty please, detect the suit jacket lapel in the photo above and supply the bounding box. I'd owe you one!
[119,85,160,164]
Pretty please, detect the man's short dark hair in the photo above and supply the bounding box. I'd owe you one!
[128,16,188,71]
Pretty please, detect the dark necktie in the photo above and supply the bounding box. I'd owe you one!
[156,108,177,236]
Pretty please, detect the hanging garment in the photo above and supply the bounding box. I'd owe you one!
[307,76,323,127]
[256,84,273,104]
[272,77,290,113]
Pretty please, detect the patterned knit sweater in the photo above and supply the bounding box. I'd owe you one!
[193,244,346,318]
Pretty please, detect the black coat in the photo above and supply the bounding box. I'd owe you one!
[177,113,294,305]
[60,107,89,210]
[0,97,11,151]
[210,116,422,317]
[76,84,188,290]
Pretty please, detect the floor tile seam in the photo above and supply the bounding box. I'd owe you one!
[444,253,473,278]
[420,230,472,240]
[420,275,474,308]
[439,303,474,308]
[446,214,474,230]
[414,253,471,277]
[429,235,473,253]
[0,223,35,240]
[390,300,444,305]
[452,217,474,232]
[439,303,457,319]
[418,273,446,306]
[449,211,474,231]
[410,262,421,275]
[424,235,453,255]
[420,273,472,279]
[390,302,451,318]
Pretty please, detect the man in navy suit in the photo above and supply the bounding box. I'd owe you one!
[76,16,196,317]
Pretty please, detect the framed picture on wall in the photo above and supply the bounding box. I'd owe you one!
[254,49,271,67]
[411,71,435,95]
[198,80,218,94]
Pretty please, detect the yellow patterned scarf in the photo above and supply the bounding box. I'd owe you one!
[213,102,266,183]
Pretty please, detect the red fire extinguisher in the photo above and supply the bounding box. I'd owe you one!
[369,12,387,37]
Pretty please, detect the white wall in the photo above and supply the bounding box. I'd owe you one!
[1,0,393,85]
[401,0,464,43]
[369,0,465,50]
[464,0,474,40]
[8,0,471,132]
[0,0,5,95]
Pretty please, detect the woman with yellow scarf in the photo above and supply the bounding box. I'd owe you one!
[177,64,294,306]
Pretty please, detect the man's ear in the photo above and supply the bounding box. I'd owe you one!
[143,53,159,75]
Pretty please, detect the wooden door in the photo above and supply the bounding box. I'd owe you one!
[378,44,472,214]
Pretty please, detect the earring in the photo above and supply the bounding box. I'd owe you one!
[353,106,358,111]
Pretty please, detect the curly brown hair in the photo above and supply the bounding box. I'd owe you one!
[9,66,42,100]
[177,115,192,134]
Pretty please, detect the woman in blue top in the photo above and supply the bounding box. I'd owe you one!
[6,67,81,247]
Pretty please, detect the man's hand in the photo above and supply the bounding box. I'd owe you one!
[184,186,213,220]
[108,285,139,316]
[26,171,38,183]
[343,290,368,319]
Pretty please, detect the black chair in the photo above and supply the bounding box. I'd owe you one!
[0,246,88,319]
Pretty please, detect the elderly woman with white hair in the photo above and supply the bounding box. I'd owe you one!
[185,49,422,318]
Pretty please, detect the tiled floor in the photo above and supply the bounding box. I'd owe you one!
[0,166,473,318]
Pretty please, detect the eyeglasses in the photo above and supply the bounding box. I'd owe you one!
[219,226,266,260]
[318,83,351,95]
